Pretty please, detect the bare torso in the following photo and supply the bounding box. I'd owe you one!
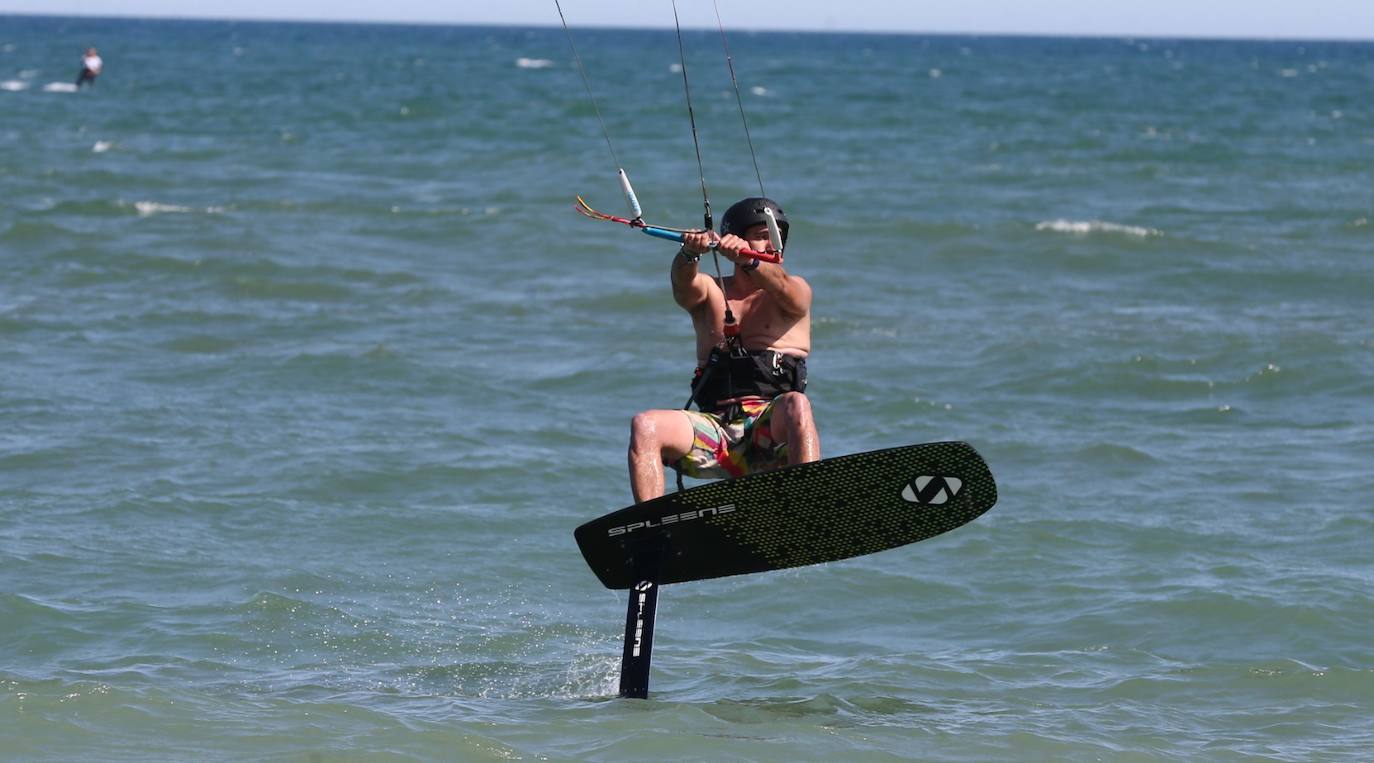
[690,273,811,364]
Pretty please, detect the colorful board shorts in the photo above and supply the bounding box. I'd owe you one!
[674,396,787,479]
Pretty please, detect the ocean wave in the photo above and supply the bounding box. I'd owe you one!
[515,57,553,69]
[0,80,27,92]
[1036,219,1162,237]
[42,82,78,93]
[134,201,193,216]
[130,201,227,217]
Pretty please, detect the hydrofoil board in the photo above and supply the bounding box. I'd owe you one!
[576,441,997,589]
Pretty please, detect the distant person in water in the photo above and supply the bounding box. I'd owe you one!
[75,47,102,88]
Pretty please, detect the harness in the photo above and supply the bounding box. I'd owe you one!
[687,346,807,414]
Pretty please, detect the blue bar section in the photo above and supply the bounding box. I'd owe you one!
[640,227,685,243]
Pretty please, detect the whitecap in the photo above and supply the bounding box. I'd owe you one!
[134,201,195,217]
[92,141,113,153]
[1035,219,1161,238]
[1,80,27,92]
[43,82,78,93]
[515,57,553,69]
[750,85,767,96]
[130,202,225,216]
[929,68,943,79]
[669,63,682,73]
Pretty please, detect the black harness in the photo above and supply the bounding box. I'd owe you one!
[687,346,807,414]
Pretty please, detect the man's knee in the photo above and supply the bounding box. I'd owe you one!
[776,391,813,424]
[629,411,659,449]
[631,410,694,467]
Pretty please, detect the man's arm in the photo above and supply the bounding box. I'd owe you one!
[741,259,810,317]
[718,236,811,318]
[670,236,714,311]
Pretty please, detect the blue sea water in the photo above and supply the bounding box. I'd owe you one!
[2,14,1373,761]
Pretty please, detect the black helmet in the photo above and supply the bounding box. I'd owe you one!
[720,197,788,251]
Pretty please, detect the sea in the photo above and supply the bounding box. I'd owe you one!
[2,13,1372,762]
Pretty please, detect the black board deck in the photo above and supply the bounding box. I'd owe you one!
[575,441,997,589]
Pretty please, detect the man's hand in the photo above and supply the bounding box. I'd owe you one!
[714,233,756,265]
[680,230,715,255]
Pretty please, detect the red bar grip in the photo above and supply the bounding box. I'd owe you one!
[740,247,782,264]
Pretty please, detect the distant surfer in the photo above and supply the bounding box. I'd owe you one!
[75,47,102,88]
[627,197,819,502]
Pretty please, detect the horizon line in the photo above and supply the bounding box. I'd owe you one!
[5,11,1374,45]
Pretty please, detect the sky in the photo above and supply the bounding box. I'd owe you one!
[3,0,1374,41]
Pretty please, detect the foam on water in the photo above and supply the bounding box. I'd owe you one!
[1035,219,1163,237]
[128,201,226,216]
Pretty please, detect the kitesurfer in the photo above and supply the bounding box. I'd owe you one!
[75,47,102,88]
[627,197,819,502]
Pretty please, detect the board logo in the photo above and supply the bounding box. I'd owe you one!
[607,504,736,537]
[901,475,963,505]
[631,582,654,656]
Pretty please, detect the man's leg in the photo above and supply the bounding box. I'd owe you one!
[768,392,819,466]
[628,409,696,503]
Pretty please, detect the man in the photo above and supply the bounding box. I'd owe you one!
[627,197,819,502]
[75,47,102,88]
